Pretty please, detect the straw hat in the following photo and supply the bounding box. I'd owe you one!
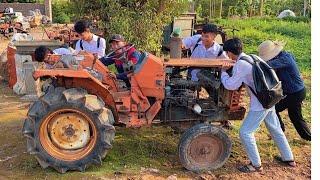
[258,40,286,61]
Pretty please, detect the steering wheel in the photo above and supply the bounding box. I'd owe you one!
[105,44,134,59]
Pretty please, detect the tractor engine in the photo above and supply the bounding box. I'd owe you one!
[160,68,225,124]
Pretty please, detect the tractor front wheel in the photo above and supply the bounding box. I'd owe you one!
[22,87,115,173]
[178,123,231,172]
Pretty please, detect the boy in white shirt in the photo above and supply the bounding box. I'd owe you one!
[221,38,296,172]
[182,23,228,81]
[74,20,106,58]
[183,24,231,128]
[34,46,75,69]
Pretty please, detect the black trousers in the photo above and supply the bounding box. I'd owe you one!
[275,88,311,141]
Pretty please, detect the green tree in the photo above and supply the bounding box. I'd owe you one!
[70,0,189,54]
[194,0,311,18]
[52,1,73,23]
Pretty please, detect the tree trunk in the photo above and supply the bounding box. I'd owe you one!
[248,0,253,17]
[219,0,223,18]
[213,0,216,18]
[209,0,212,18]
[259,0,264,16]
[303,0,307,17]
[157,0,165,14]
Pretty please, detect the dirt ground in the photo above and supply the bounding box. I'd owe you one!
[0,31,311,180]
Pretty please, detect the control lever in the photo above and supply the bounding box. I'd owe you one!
[91,53,98,70]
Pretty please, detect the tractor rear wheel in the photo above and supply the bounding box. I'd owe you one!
[22,87,115,173]
[178,123,231,172]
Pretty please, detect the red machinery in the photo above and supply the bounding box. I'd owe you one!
[23,50,246,173]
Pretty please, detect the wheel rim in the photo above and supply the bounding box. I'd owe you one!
[187,134,224,168]
[39,108,97,161]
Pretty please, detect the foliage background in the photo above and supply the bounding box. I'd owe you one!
[52,0,310,54]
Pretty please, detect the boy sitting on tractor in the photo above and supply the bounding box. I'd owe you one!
[99,34,140,88]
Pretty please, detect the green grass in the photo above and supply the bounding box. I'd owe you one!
[215,17,311,73]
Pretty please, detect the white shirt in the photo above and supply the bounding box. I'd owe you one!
[183,34,228,59]
[53,48,73,55]
[221,53,265,111]
[183,34,228,81]
[75,34,106,58]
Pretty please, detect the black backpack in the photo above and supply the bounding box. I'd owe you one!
[240,54,285,109]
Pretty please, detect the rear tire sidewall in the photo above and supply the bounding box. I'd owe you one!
[33,101,106,168]
[178,123,232,172]
[23,87,115,172]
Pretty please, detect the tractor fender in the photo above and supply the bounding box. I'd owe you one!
[33,69,119,123]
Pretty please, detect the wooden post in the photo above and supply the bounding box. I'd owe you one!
[44,0,52,22]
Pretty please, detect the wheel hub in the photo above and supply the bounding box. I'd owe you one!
[188,135,224,167]
[64,124,76,137]
[49,113,90,150]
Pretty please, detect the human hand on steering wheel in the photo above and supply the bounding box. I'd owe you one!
[105,44,134,60]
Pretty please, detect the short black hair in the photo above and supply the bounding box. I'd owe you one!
[74,20,90,34]
[223,38,243,55]
[202,24,218,34]
[34,46,49,62]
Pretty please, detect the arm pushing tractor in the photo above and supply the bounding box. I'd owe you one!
[22,49,246,173]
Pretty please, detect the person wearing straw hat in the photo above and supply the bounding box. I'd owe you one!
[221,38,295,173]
[258,40,310,141]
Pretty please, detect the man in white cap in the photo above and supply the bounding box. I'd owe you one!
[258,40,310,141]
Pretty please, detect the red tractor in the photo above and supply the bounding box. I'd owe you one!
[22,46,246,173]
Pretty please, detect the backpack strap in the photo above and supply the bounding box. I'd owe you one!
[238,55,258,96]
[192,37,224,57]
[192,37,202,54]
[80,40,83,50]
[217,45,224,57]
[239,55,254,65]
[80,37,101,50]
[97,37,101,48]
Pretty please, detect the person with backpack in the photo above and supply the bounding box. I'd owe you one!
[182,23,231,128]
[182,23,228,81]
[258,40,311,141]
[74,20,106,58]
[221,38,296,173]
[99,34,140,88]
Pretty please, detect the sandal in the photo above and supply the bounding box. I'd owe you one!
[274,156,296,167]
[238,163,263,173]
